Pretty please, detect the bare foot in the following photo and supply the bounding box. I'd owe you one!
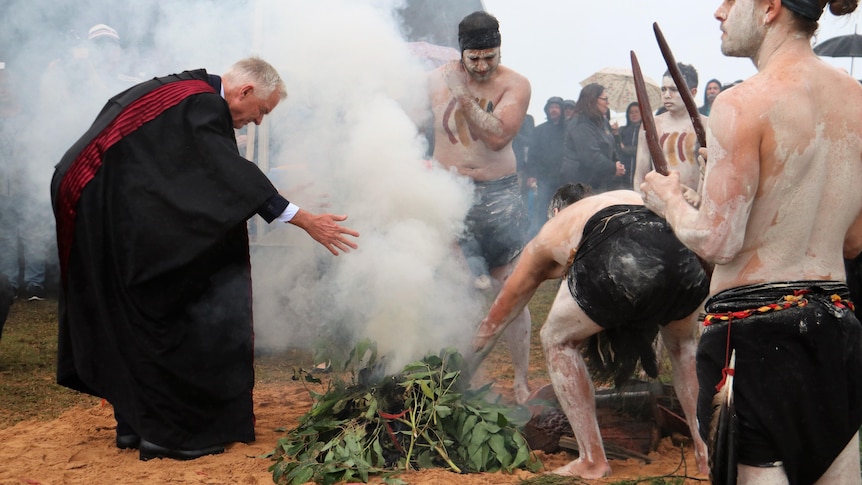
[550,458,611,479]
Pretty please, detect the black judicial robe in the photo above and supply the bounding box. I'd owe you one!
[51,69,283,449]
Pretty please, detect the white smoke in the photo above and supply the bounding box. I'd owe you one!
[2,0,486,372]
[245,0,485,370]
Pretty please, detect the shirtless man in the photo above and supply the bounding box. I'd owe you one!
[633,63,708,194]
[640,0,862,483]
[428,11,533,403]
[472,189,710,479]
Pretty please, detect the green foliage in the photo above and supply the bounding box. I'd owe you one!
[270,340,542,484]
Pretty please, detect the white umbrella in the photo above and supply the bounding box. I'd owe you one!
[580,67,662,113]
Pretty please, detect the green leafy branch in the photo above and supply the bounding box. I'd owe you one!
[270,340,542,484]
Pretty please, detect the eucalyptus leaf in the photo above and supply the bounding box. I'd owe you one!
[288,464,314,485]
[417,380,435,399]
[434,404,452,418]
[269,343,541,484]
[469,422,490,448]
[487,433,512,468]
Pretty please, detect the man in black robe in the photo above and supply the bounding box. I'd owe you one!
[51,57,359,461]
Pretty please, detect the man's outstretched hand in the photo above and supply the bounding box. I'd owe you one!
[290,209,359,255]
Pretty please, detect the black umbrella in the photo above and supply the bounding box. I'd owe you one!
[814,33,862,57]
[814,33,862,75]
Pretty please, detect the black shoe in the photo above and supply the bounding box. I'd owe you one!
[25,284,45,301]
[114,411,139,449]
[138,439,225,461]
[116,433,141,449]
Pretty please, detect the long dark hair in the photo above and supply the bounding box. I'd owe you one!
[625,101,640,125]
[703,79,721,106]
[574,83,604,123]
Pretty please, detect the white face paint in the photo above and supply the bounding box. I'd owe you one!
[461,47,500,82]
[717,0,764,58]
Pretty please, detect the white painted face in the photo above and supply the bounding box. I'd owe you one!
[661,76,685,113]
[461,47,500,82]
[715,0,765,58]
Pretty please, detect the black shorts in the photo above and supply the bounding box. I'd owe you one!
[460,174,529,270]
[697,281,862,485]
[568,205,709,329]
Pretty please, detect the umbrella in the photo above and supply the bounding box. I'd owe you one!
[580,67,661,113]
[814,33,862,75]
[407,41,460,70]
[814,33,862,57]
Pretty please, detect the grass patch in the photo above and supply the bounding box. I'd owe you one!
[0,280,556,432]
[0,300,96,428]
[0,300,320,430]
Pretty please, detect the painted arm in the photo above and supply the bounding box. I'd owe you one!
[641,95,759,263]
[472,237,563,352]
[443,62,531,152]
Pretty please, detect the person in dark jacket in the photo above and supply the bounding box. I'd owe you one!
[616,102,641,190]
[698,78,721,116]
[525,96,566,235]
[51,57,359,461]
[562,98,576,122]
[559,83,625,192]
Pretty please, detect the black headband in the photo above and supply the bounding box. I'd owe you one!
[783,0,824,20]
[458,28,501,52]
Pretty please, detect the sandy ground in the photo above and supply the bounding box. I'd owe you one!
[0,375,709,485]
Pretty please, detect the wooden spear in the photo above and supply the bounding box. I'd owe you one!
[630,50,669,176]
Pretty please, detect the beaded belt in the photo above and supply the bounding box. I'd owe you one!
[703,289,855,326]
[703,288,855,392]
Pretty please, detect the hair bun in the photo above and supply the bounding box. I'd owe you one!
[827,0,859,16]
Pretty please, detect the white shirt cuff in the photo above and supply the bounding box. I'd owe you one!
[277,203,300,223]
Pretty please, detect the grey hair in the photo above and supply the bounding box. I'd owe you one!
[222,56,287,100]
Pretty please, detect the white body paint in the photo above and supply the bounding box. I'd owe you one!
[428,41,534,403]
[640,1,862,483]
[472,190,708,478]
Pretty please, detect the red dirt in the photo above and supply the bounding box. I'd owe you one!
[0,376,708,485]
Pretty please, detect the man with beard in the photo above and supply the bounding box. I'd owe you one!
[428,11,533,403]
[52,57,359,461]
[633,63,708,197]
[472,188,709,479]
[526,96,566,235]
[640,0,862,483]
